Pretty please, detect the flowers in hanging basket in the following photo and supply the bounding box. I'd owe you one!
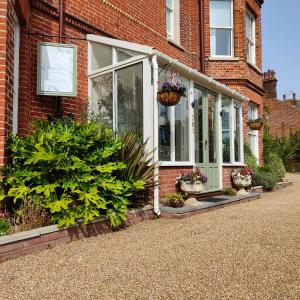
[158,80,187,97]
[176,168,208,184]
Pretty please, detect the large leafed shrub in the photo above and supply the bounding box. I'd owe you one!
[0,118,145,228]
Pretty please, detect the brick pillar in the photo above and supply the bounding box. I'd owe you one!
[263,69,277,99]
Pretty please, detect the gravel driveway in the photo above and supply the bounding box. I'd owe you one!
[1,174,299,300]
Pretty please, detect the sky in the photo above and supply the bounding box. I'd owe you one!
[262,0,300,99]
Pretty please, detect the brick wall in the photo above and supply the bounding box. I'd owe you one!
[264,98,300,136]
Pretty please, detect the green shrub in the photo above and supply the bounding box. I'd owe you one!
[0,118,145,228]
[265,153,286,181]
[263,130,297,167]
[253,168,278,191]
[0,218,11,236]
[223,187,237,196]
[244,143,258,171]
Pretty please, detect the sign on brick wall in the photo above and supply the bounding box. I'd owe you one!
[37,42,77,96]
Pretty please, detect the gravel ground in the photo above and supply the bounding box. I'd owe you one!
[1,174,300,300]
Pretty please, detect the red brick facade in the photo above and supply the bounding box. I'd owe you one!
[1,0,264,195]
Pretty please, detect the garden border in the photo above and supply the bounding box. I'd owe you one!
[0,205,154,263]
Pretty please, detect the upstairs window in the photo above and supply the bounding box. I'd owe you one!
[166,0,180,44]
[210,0,233,57]
[246,11,256,64]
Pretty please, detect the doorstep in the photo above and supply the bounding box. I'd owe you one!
[160,193,261,219]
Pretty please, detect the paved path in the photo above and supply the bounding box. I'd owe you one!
[1,174,299,299]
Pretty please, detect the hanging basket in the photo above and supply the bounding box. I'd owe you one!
[157,91,181,106]
[248,119,264,130]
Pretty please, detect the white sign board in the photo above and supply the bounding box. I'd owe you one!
[37,43,77,96]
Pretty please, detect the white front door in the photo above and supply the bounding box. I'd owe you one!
[194,85,221,192]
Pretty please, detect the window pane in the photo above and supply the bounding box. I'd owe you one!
[166,0,173,8]
[175,79,189,161]
[210,0,232,27]
[234,103,241,162]
[211,28,231,56]
[246,14,252,40]
[208,92,217,163]
[194,85,204,164]
[166,9,172,33]
[91,73,113,127]
[117,48,139,62]
[91,43,112,71]
[222,97,231,163]
[159,105,171,161]
[116,63,143,134]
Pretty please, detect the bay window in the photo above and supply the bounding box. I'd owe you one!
[246,11,256,64]
[221,96,243,164]
[247,104,259,160]
[210,0,233,57]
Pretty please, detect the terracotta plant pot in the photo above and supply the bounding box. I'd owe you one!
[157,91,181,106]
[248,119,264,130]
[180,181,204,195]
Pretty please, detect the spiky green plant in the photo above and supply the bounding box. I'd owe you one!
[119,132,159,207]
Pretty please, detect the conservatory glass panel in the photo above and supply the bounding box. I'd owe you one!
[222,96,231,163]
[159,105,171,161]
[116,63,143,134]
[194,84,204,164]
[91,72,113,127]
[234,103,241,162]
[91,43,112,71]
[175,78,189,161]
[208,92,217,163]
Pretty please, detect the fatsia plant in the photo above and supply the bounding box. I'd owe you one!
[119,132,159,207]
[0,118,145,228]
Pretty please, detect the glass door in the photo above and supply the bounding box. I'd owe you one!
[194,86,221,192]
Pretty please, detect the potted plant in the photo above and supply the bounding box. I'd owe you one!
[157,80,187,106]
[163,193,184,208]
[247,118,264,130]
[177,168,208,195]
[231,167,254,195]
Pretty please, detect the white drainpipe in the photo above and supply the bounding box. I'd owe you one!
[152,55,160,216]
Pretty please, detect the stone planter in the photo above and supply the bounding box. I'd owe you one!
[180,181,204,195]
[233,176,252,196]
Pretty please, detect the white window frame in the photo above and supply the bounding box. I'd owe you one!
[210,0,234,58]
[88,41,153,149]
[166,0,174,39]
[246,10,256,65]
[222,97,244,165]
[247,103,259,163]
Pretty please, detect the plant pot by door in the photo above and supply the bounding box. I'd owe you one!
[157,91,181,106]
[233,177,252,196]
[180,181,204,195]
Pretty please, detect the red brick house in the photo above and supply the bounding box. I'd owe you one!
[263,70,300,137]
[0,0,264,214]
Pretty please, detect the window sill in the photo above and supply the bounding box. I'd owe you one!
[167,38,186,52]
[159,162,195,167]
[222,163,245,167]
[246,61,262,74]
[209,56,240,61]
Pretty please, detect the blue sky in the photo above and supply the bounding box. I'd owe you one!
[262,0,300,99]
